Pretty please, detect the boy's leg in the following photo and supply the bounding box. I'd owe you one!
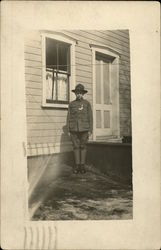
[70,132,81,173]
[80,132,89,173]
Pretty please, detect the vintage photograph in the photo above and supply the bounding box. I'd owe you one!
[1,1,160,249]
[25,30,132,220]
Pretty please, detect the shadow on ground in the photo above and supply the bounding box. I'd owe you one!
[29,163,133,221]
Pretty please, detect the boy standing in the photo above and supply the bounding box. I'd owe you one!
[67,84,93,174]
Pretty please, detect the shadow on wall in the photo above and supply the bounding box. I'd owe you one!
[87,142,132,185]
[27,125,74,203]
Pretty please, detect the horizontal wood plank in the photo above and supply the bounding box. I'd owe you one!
[76,51,92,61]
[76,70,92,78]
[26,81,42,89]
[82,30,130,52]
[25,39,41,48]
[25,74,42,83]
[27,115,67,123]
[26,94,42,103]
[27,123,65,133]
[66,30,130,57]
[25,53,42,62]
[75,46,91,55]
[76,75,92,84]
[25,67,42,76]
[24,46,41,55]
[98,30,130,45]
[26,108,68,117]
[26,87,42,96]
[25,60,42,68]
[27,135,69,144]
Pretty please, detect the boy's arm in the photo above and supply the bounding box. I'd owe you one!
[88,102,93,133]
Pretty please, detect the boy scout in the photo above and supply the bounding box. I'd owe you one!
[67,84,93,174]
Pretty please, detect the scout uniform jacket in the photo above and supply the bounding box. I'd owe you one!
[67,98,93,133]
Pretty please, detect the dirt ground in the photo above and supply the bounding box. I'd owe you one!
[29,163,133,220]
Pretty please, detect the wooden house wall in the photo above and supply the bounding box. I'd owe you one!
[25,30,131,156]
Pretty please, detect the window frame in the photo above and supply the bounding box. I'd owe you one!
[41,32,76,108]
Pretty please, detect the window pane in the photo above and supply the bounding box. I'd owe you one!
[104,111,110,128]
[46,38,57,69]
[96,110,102,128]
[57,73,68,101]
[46,71,53,100]
[46,70,57,100]
[58,44,69,72]
[53,73,57,100]
[103,62,110,104]
[96,59,101,104]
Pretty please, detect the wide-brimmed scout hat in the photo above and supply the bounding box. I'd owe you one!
[72,84,88,94]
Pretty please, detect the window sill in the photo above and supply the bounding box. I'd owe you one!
[42,103,69,109]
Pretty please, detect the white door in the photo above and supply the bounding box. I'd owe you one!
[95,53,112,137]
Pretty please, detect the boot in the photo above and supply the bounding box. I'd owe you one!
[73,165,79,174]
[73,148,80,174]
[80,148,87,174]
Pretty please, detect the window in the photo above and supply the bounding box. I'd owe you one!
[42,33,76,108]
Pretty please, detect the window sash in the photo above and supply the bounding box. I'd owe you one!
[46,38,70,74]
[45,38,70,104]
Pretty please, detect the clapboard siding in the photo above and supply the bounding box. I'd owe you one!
[116,33,131,135]
[26,81,42,89]
[76,51,92,61]
[27,116,66,123]
[64,30,130,58]
[24,46,41,55]
[76,75,92,84]
[80,30,130,53]
[26,94,42,103]
[76,63,92,73]
[75,46,91,55]
[25,29,131,155]
[26,87,42,96]
[92,30,130,47]
[27,136,69,144]
[25,39,41,48]
[25,67,42,76]
[25,53,42,62]
[27,130,66,138]
[113,30,129,39]
[28,123,66,130]
[25,60,42,68]
[76,70,92,78]
[26,102,42,109]
[26,108,68,117]
[99,30,130,45]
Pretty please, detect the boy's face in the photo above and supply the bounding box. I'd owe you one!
[75,92,84,100]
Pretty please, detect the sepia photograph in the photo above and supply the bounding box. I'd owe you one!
[1,2,160,250]
[26,30,133,221]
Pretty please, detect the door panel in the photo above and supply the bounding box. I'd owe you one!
[104,110,110,128]
[96,110,102,128]
[95,54,112,137]
[96,59,101,104]
[103,63,110,104]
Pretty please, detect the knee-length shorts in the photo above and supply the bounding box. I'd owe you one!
[70,131,89,149]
